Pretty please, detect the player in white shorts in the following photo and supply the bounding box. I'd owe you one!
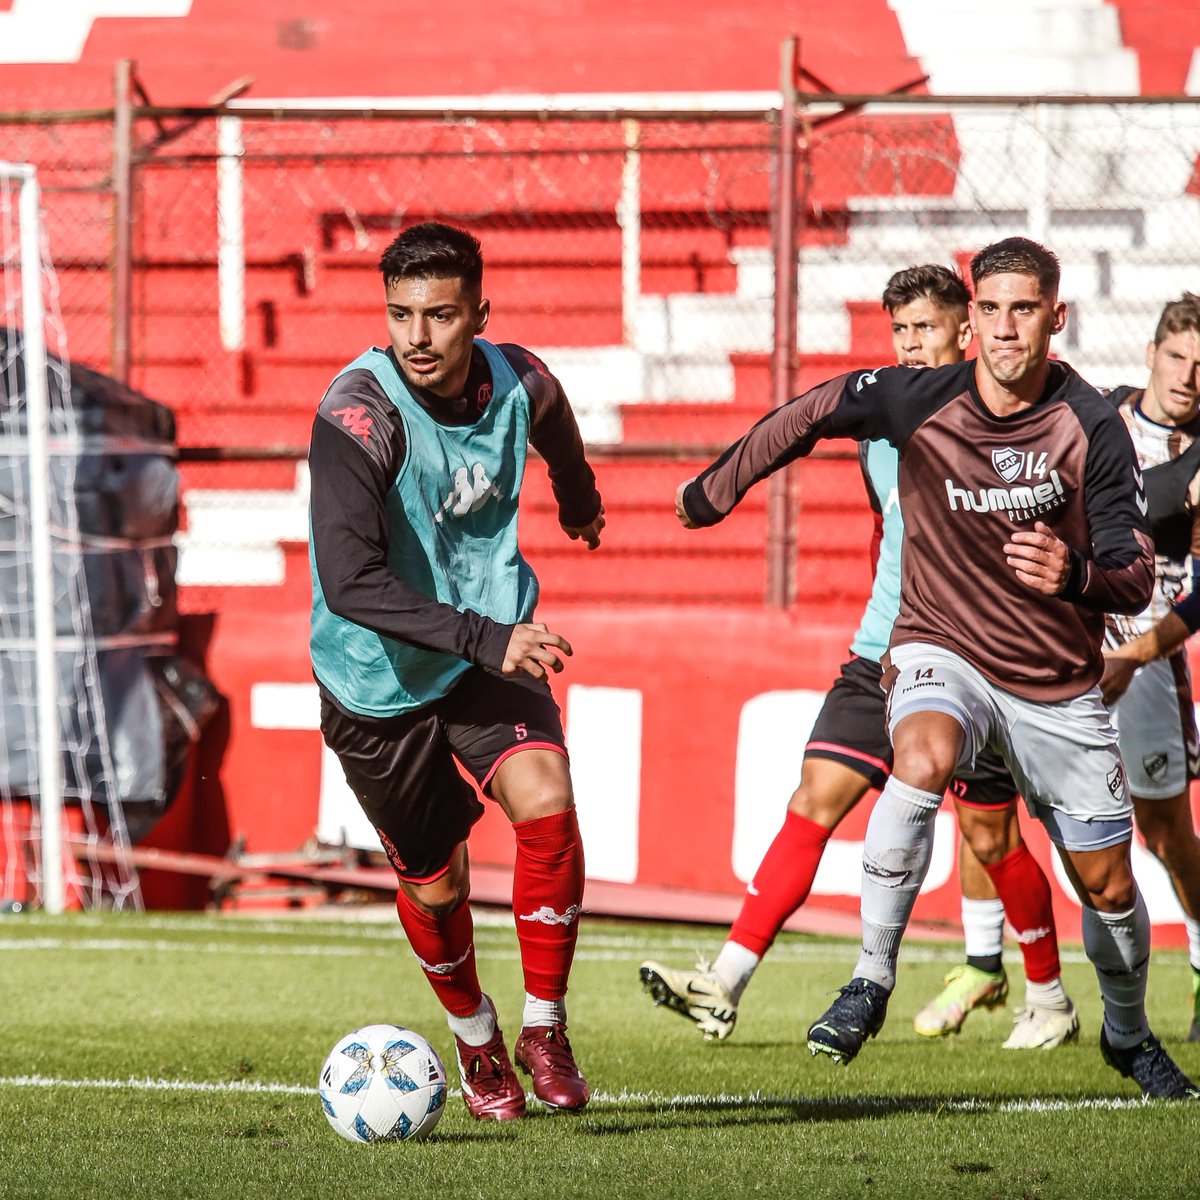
[675,237,1198,1098]
[888,643,1132,851]
[1100,292,1200,1040]
[641,264,1073,1051]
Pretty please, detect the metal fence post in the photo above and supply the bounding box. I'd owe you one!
[766,37,799,609]
[111,59,135,383]
[217,115,246,352]
[618,117,641,349]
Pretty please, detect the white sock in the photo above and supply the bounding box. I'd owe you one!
[854,776,942,992]
[1024,976,1068,1010]
[961,896,1006,960]
[446,993,498,1047]
[1081,895,1151,1050]
[713,940,761,1003]
[522,992,566,1029]
[1184,915,1200,973]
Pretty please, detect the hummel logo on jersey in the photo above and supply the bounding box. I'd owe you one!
[434,462,503,524]
[518,904,580,926]
[332,404,373,443]
[944,469,1065,520]
[1133,467,1148,514]
[855,370,879,392]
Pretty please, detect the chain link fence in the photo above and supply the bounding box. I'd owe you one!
[3,95,1199,610]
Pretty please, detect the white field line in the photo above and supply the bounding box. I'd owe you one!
[0,934,1101,967]
[6,915,1190,969]
[0,1074,1157,1112]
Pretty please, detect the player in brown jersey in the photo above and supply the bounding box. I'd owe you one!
[675,237,1196,1099]
[639,265,1073,1051]
[1099,293,1200,1040]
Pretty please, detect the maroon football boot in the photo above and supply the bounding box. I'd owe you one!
[454,1027,527,1120]
[514,1023,590,1111]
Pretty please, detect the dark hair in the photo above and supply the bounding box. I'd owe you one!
[1153,292,1200,345]
[379,222,483,291]
[969,236,1060,295]
[881,263,970,316]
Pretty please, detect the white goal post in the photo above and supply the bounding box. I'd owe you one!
[2,161,64,913]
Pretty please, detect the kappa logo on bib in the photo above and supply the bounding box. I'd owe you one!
[433,463,503,524]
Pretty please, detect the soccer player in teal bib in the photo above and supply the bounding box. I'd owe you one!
[309,222,604,1119]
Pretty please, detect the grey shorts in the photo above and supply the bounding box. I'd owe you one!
[1111,651,1199,799]
[886,642,1132,852]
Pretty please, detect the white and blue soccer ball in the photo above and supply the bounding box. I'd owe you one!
[318,1023,447,1143]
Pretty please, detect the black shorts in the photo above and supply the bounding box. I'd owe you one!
[805,655,893,791]
[806,654,1020,807]
[951,747,1019,810]
[319,667,567,883]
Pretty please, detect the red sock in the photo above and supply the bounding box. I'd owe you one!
[728,812,831,956]
[983,843,1060,984]
[511,808,585,1001]
[394,887,483,1017]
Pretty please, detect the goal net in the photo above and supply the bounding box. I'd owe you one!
[0,162,141,912]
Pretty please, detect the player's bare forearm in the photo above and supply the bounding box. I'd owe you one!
[1101,611,1190,705]
[1109,611,1190,668]
[502,622,573,680]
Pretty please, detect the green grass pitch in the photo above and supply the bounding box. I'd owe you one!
[1,907,1196,1199]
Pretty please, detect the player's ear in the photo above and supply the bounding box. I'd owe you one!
[475,296,490,334]
[1050,300,1067,336]
[967,300,978,335]
[957,319,972,351]
[1144,340,1156,372]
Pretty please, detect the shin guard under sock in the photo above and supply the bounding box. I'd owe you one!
[512,808,585,1000]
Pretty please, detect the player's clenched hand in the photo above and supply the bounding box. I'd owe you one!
[675,478,698,529]
[1099,652,1138,707]
[502,622,572,679]
[1004,521,1070,595]
[562,504,605,550]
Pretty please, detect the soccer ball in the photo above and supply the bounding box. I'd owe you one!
[318,1024,447,1143]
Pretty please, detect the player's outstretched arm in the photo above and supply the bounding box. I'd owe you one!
[674,368,905,530]
[502,622,573,679]
[562,505,605,549]
[1003,521,1071,595]
[1101,609,1191,705]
